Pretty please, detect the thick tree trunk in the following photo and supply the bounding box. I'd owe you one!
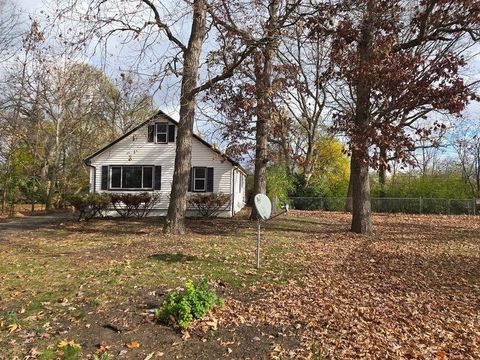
[249,50,273,220]
[350,0,375,234]
[250,90,269,220]
[249,0,279,220]
[351,149,372,234]
[164,0,206,234]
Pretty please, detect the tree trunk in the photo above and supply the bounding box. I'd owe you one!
[378,145,387,212]
[351,149,372,234]
[46,123,62,210]
[164,0,207,235]
[1,187,6,213]
[303,135,315,187]
[250,78,269,220]
[345,161,353,212]
[249,0,279,220]
[350,0,375,234]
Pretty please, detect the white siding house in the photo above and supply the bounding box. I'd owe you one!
[84,111,247,217]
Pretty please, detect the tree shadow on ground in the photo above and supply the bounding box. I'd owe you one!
[148,252,199,263]
[186,218,251,235]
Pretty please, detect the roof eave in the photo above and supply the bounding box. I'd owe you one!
[84,109,248,173]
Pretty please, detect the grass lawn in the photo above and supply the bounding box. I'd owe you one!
[0,211,479,359]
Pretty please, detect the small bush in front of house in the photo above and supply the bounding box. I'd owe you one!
[110,192,160,218]
[155,279,223,330]
[188,193,230,218]
[67,193,111,221]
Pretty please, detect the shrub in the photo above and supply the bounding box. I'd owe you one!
[110,192,160,218]
[266,165,294,210]
[155,279,223,330]
[67,193,111,221]
[188,193,230,218]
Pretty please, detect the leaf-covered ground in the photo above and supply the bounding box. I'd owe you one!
[0,211,478,359]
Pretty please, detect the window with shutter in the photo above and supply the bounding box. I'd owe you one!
[156,123,168,143]
[193,167,206,192]
[108,166,154,190]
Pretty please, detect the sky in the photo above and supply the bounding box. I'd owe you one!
[11,0,480,155]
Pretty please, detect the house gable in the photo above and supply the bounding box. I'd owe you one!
[84,110,247,175]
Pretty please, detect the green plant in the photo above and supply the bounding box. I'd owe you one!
[155,279,223,330]
[39,349,56,360]
[188,193,230,218]
[66,193,111,221]
[58,340,81,360]
[266,165,294,210]
[93,352,112,360]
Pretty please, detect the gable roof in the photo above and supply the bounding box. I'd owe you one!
[84,110,248,175]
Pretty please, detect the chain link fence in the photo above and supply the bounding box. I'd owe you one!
[289,197,478,215]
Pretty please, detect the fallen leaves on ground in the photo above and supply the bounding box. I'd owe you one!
[217,212,480,359]
[0,212,478,359]
[125,341,140,349]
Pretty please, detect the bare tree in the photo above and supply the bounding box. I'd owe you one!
[53,0,256,233]
[452,120,480,198]
[276,18,332,186]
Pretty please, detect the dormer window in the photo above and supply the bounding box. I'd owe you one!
[148,122,176,143]
[156,123,168,143]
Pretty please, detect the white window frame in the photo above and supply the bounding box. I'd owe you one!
[239,173,244,193]
[110,165,154,190]
[155,123,168,144]
[193,167,207,192]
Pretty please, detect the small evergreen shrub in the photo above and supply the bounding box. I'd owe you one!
[67,193,111,221]
[155,280,223,330]
[188,193,230,218]
[110,192,160,218]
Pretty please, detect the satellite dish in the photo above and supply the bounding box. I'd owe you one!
[254,194,272,220]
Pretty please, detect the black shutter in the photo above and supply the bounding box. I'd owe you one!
[188,168,193,192]
[101,166,109,190]
[147,124,155,142]
[168,124,175,142]
[154,166,161,190]
[207,167,214,192]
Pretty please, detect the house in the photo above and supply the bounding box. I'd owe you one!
[84,110,247,217]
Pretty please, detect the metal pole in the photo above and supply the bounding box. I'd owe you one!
[256,220,261,269]
[419,197,423,215]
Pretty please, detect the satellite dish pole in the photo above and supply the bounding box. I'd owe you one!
[253,194,289,269]
[256,218,261,269]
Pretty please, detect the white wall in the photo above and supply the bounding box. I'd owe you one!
[233,169,247,213]
[88,116,238,216]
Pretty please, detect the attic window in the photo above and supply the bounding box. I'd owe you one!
[156,123,168,143]
[193,167,207,192]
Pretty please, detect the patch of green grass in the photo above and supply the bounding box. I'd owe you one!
[38,348,56,360]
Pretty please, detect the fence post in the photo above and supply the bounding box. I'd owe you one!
[447,199,451,215]
[419,197,423,215]
[320,197,324,211]
[474,198,477,216]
